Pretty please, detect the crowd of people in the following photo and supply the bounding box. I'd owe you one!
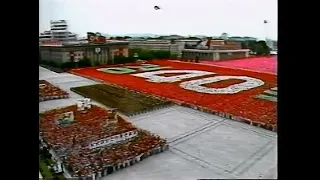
[66,130,168,177]
[40,105,136,149]
[39,80,69,101]
[39,104,168,178]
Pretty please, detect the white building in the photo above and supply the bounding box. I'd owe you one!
[39,20,77,42]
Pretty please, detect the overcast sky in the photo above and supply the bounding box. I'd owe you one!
[39,0,277,40]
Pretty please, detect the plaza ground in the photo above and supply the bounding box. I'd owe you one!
[39,66,277,179]
[201,56,277,74]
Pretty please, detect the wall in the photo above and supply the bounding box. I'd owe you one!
[40,50,65,63]
[129,43,182,55]
[110,48,129,57]
[182,50,248,61]
[40,43,129,65]
[182,51,214,60]
[86,48,109,65]
[219,52,247,60]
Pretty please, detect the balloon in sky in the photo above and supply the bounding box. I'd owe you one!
[154,6,161,10]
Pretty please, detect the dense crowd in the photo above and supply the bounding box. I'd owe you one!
[39,104,168,177]
[39,80,69,100]
[40,105,136,149]
[66,130,167,177]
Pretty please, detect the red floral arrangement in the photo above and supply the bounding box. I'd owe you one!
[70,60,277,127]
[39,80,69,101]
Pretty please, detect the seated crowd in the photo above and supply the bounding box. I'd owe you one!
[40,105,136,149]
[39,80,69,98]
[40,105,167,177]
[66,130,167,177]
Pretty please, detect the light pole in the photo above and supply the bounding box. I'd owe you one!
[264,20,269,41]
[264,20,272,49]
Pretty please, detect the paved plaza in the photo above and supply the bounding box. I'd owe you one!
[39,66,277,180]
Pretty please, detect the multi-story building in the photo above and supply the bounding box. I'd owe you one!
[196,39,243,50]
[39,42,129,65]
[39,20,77,42]
[182,49,250,61]
[127,39,185,56]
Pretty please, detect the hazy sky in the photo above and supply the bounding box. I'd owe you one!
[40,0,277,40]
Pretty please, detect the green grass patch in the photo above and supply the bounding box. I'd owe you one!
[263,90,277,96]
[71,84,172,116]
[39,156,65,179]
[255,94,277,102]
[39,158,53,178]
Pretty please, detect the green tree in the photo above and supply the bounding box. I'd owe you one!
[152,50,170,59]
[61,62,75,69]
[254,41,270,55]
[114,55,135,64]
[139,50,154,60]
[170,54,178,59]
[78,57,91,67]
[241,42,248,49]
[246,40,257,52]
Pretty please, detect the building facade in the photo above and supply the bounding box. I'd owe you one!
[128,39,185,56]
[39,42,129,65]
[182,49,250,61]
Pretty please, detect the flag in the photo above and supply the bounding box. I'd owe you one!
[264,20,268,24]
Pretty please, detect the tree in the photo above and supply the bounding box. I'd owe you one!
[113,55,135,64]
[246,40,257,52]
[241,42,248,49]
[78,57,91,67]
[170,54,178,59]
[139,50,154,60]
[152,50,170,59]
[61,62,75,69]
[254,41,270,55]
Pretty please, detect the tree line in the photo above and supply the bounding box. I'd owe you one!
[240,40,271,55]
[114,48,177,64]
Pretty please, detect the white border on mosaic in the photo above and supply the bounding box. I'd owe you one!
[180,76,265,94]
[132,70,215,83]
